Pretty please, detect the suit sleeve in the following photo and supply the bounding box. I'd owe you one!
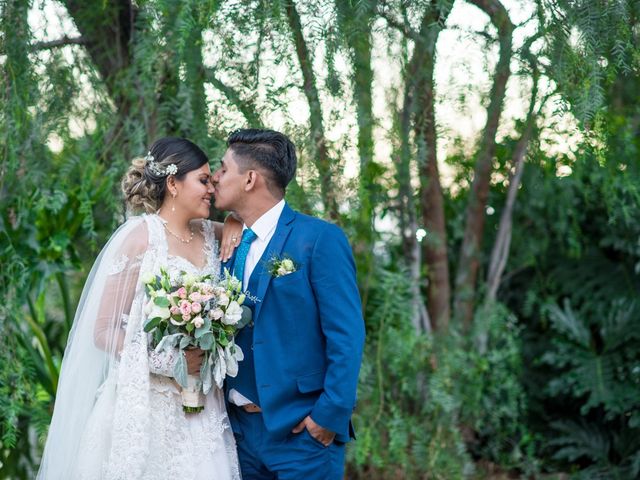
[309,223,365,436]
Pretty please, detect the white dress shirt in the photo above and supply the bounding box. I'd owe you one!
[240,199,285,291]
[229,199,285,406]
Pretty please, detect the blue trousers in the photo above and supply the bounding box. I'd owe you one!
[229,405,346,480]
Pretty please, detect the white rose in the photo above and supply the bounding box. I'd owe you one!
[276,266,288,277]
[222,301,243,325]
[209,307,224,320]
[218,293,230,307]
[141,272,156,285]
[147,303,170,321]
[144,297,154,316]
[193,316,204,328]
[183,273,198,287]
[282,259,294,271]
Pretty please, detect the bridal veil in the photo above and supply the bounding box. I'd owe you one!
[37,215,165,479]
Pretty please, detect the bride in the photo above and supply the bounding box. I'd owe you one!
[37,137,243,479]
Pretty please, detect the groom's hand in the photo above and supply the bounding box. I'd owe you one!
[185,348,205,375]
[292,415,335,447]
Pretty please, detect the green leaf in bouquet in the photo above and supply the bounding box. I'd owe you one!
[144,316,161,332]
[186,322,194,333]
[153,328,163,345]
[155,333,183,352]
[180,336,192,349]
[154,296,170,307]
[195,317,212,339]
[199,332,214,350]
[201,352,213,394]
[173,351,188,388]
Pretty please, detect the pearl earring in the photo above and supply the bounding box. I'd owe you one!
[171,192,176,212]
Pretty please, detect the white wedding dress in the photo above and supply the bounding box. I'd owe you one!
[37,215,240,480]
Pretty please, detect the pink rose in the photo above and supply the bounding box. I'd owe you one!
[182,314,191,323]
[170,306,180,315]
[177,287,187,299]
[179,300,191,315]
[191,302,202,314]
[189,292,202,302]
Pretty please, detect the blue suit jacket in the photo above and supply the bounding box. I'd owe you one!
[223,203,365,443]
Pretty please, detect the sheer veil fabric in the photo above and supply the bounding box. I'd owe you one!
[37,214,240,480]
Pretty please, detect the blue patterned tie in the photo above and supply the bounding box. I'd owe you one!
[233,228,258,287]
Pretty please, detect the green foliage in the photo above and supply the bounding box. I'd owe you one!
[539,0,640,125]
[533,299,640,477]
[0,141,117,475]
[457,303,537,473]
[501,141,640,476]
[348,268,473,479]
[349,271,535,478]
[542,300,640,417]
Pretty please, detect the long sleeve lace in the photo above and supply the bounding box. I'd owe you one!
[93,223,178,377]
[148,344,179,377]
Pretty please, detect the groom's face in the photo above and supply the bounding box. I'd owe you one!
[211,149,246,212]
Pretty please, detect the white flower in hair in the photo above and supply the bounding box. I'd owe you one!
[145,151,178,177]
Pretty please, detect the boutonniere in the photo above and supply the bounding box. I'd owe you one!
[266,254,298,278]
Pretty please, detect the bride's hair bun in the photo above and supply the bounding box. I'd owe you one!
[121,157,160,214]
[121,137,209,214]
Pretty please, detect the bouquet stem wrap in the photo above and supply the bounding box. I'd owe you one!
[182,374,205,413]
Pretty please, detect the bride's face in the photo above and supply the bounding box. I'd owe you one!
[166,163,214,218]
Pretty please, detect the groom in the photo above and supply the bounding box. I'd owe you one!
[211,129,365,479]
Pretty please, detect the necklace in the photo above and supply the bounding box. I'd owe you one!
[162,221,195,244]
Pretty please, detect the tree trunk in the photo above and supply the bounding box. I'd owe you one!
[397,60,431,334]
[413,3,452,332]
[453,0,513,328]
[335,1,377,307]
[382,1,451,332]
[62,0,136,115]
[285,0,339,220]
[485,116,535,302]
[486,42,541,302]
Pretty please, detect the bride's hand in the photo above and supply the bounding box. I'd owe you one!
[219,214,243,262]
[185,348,205,375]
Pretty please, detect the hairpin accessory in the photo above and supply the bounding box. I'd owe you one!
[145,151,178,177]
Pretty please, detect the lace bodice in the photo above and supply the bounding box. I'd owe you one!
[148,218,220,378]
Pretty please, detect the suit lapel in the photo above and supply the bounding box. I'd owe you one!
[252,204,295,321]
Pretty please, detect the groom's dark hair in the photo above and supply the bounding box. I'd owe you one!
[227,129,297,197]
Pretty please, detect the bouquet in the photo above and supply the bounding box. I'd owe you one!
[141,268,252,413]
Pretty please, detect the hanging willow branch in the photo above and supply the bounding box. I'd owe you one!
[31,35,88,50]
